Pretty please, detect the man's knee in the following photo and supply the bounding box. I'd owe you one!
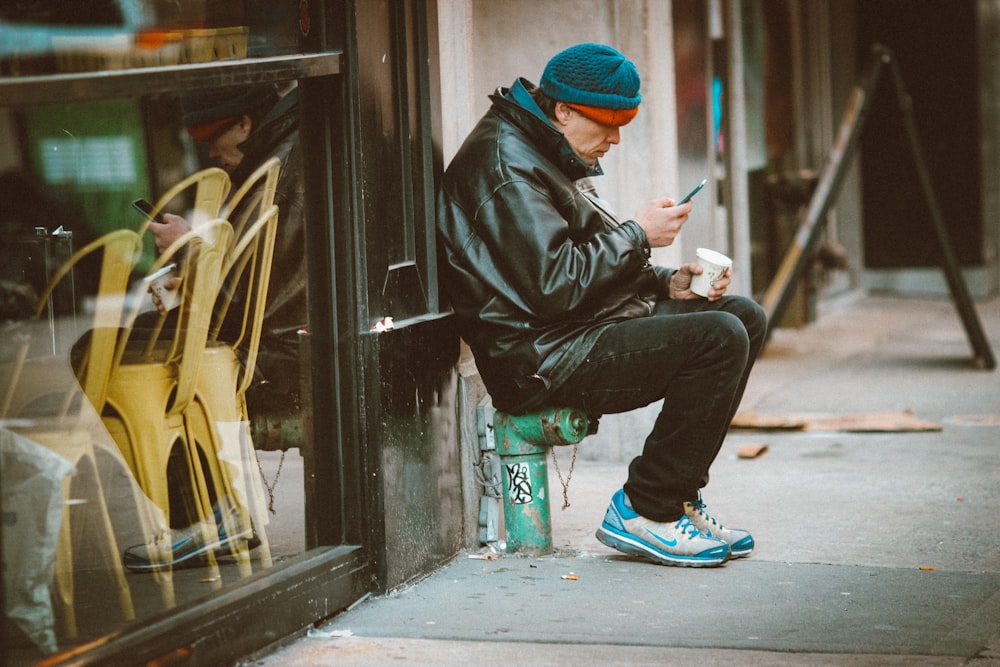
[721,296,767,344]
[704,311,751,360]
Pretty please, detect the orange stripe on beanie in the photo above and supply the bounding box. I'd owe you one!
[566,103,639,127]
[185,116,240,143]
[180,84,279,142]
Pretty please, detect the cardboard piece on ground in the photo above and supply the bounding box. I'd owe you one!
[731,410,942,433]
[731,413,807,431]
[737,443,769,459]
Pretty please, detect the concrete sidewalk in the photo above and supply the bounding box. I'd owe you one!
[252,294,1000,666]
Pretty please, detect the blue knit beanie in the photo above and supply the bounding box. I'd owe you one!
[539,43,641,111]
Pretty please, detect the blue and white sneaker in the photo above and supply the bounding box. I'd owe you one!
[684,495,754,558]
[123,500,256,572]
[595,489,730,567]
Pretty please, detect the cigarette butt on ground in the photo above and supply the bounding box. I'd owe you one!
[737,443,769,459]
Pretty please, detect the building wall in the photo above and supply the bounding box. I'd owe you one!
[857,0,998,299]
[977,0,1000,296]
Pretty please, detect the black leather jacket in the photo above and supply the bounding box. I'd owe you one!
[437,80,674,412]
[229,89,306,394]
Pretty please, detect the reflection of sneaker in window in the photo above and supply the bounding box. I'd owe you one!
[595,489,730,567]
[123,500,256,572]
[684,495,755,558]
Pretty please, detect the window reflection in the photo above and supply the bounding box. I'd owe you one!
[1,80,308,661]
[0,1,310,77]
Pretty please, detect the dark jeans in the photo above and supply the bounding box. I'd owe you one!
[547,295,767,522]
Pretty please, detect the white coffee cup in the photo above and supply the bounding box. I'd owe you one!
[689,248,732,297]
[144,263,180,310]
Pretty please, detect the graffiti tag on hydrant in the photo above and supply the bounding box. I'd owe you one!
[506,462,533,504]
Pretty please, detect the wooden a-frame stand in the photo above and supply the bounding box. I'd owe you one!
[760,44,996,370]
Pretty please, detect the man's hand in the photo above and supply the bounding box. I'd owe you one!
[148,213,191,255]
[146,213,190,312]
[634,198,692,248]
[669,262,731,301]
[149,275,183,313]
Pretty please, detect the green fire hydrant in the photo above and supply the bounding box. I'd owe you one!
[493,407,590,555]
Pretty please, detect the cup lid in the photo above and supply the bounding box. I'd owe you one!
[696,248,732,266]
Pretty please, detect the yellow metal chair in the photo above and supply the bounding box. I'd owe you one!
[182,157,283,572]
[220,156,280,238]
[102,219,234,580]
[143,166,231,230]
[1,229,142,419]
[188,204,280,571]
[0,229,172,637]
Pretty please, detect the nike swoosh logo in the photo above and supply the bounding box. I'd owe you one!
[646,530,677,548]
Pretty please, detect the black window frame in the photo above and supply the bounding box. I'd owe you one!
[0,42,374,667]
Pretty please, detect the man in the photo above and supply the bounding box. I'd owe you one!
[437,43,767,567]
[151,83,307,417]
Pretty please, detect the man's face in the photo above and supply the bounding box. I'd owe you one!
[205,115,252,172]
[556,104,621,166]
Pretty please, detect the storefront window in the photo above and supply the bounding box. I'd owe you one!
[1,79,310,661]
[0,0,314,77]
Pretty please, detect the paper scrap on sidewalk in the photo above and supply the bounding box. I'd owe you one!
[731,410,941,433]
[308,628,354,639]
[737,443,769,459]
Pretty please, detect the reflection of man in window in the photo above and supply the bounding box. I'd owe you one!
[150,83,307,427]
[120,84,304,569]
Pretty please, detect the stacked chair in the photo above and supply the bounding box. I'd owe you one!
[0,228,156,640]
[187,158,283,571]
[103,158,281,581]
[102,217,235,580]
[2,160,281,644]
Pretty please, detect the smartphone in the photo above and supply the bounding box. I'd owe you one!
[677,178,707,205]
[131,198,164,224]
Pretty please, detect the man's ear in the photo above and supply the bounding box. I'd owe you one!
[553,102,573,126]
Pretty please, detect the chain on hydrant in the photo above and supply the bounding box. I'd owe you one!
[549,442,579,510]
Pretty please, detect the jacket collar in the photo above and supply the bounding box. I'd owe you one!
[495,78,604,180]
